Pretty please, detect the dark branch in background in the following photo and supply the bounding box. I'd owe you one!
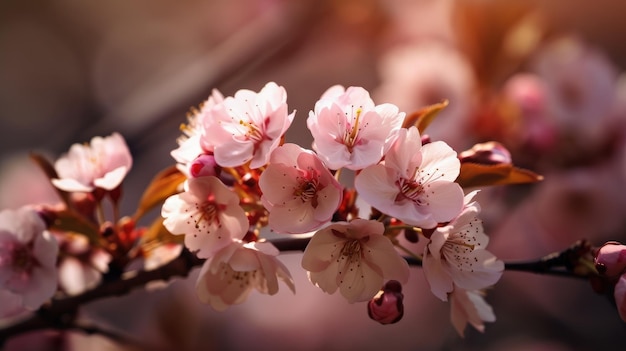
[0,237,594,348]
[75,0,327,155]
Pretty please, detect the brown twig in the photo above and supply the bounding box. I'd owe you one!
[0,237,596,348]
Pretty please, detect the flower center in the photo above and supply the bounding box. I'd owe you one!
[192,195,224,230]
[341,239,362,258]
[239,119,265,143]
[342,106,364,151]
[9,243,37,273]
[395,178,426,205]
[218,262,260,289]
[295,179,319,207]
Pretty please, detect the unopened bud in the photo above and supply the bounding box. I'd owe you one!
[368,280,404,325]
[595,241,626,278]
[459,141,512,166]
[189,154,220,178]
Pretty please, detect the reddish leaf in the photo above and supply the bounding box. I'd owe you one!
[457,162,543,188]
[402,100,449,134]
[134,166,186,220]
[142,217,182,246]
[50,209,101,246]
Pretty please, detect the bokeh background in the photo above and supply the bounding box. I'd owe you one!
[1,0,626,350]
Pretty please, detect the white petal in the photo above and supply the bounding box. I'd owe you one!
[362,235,409,283]
[338,257,383,303]
[384,127,423,178]
[93,166,128,190]
[451,250,504,291]
[51,178,94,192]
[301,227,345,272]
[419,141,460,182]
[259,163,300,204]
[423,251,453,301]
[354,164,401,211]
[422,181,465,223]
[21,265,57,310]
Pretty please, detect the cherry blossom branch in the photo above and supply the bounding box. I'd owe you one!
[0,249,203,348]
[0,237,594,347]
[503,240,596,279]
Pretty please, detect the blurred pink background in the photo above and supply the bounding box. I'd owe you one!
[1,0,626,350]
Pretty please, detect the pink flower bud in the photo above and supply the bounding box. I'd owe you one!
[189,154,219,178]
[367,280,404,325]
[459,142,512,166]
[595,241,626,277]
[614,274,626,322]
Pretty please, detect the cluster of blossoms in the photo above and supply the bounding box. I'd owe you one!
[161,82,505,334]
[4,81,585,339]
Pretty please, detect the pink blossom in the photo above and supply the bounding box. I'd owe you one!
[52,132,132,192]
[423,192,503,301]
[171,90,223,175]
[354,126,464,229]
[531,36,619,143]
[307,85,404,170]
[0,207,58,310]
[449,287,496,337]
[502,73,558,152]
[614,274,626,322]
[259,143,342,234]
[375,43,477,150]
[301,219,409,303]
[161,176,248,258]
[196,240,295,311]
[55,233,111,296]
[201,82,295,169]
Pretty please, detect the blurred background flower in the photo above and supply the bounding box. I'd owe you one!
[2,0,626,350]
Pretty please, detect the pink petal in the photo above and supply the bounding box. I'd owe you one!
[312,184,342,222]
[301,228,344,272]
[423,252,454,301]
[419,141,461,182]
[51,178,94,192]
[354,164,402,210]
[93,166,129,190]
[361,235,410,283]
[450,251,504,291]
[422,181,465,223]
[338,258,383,303]
[21,265,57,310]
[383,127,423,178]
[320,85,346,99]
[259,163,300,205]
[268,198,316,233]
